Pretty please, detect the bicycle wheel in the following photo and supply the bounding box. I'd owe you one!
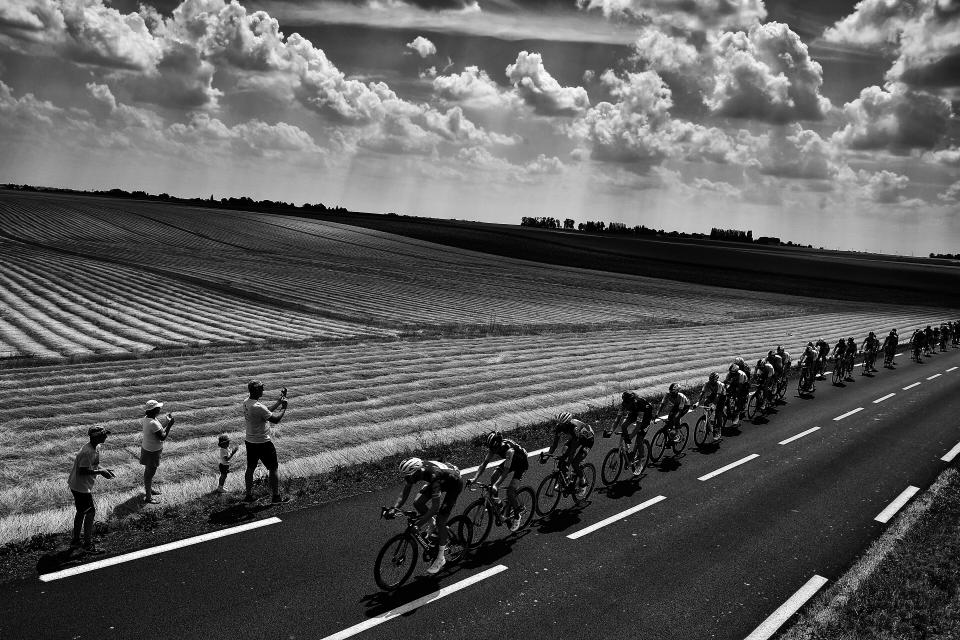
[444,516,473,564]
[832,365,842,385]
[374,533,417,591]
[672,423,689,454]
[649,428,667,462]
[746,392,759,419]
[601,448,624,486]
[694,415,709,447]
[462,498,493,546]
[535,473,561,516]
[573,463,596,505]
[510,487,536,532]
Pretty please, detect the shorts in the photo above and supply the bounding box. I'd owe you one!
[245,440,278,471]
[218,463,230,474]
[417,479,465,518]
[71,489,94,513]
[507,453,529,480]
[139,447,161,467]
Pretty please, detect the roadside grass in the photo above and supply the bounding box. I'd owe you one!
[782,467,960,640]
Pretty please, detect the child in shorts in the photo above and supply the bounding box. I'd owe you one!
[216,434,240,493]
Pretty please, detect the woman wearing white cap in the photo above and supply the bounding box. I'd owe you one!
[140,399,174,503]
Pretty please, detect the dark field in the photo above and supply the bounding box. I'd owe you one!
[299,210,960,308]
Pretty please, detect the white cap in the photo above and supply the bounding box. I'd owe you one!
[144,399,164,412]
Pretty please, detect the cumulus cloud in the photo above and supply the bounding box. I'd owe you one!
[857,169,910,203]
[822,0,912,48]
[168,112,322,156]
[833,82,952,151]
[506,51,590,116]
[925,147,960,166]
[577,0,767,31]
[705,22,831,123]
[432,66,517,110]
[939,180,960,202]
[405,36,436,58]
[754,125,842,180]
[630,26,699,74]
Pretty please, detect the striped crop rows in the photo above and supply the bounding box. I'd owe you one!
[0,306,955,544]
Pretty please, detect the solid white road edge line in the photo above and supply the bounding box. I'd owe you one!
[320,565,509,640]
[927,373,942,380]
[942,442,960,463]
[744,575,829,640]
[873,393,896,404]
[875,486,921,524]
[903,382,921,390]
[947,367,958,373]
[39,517,282,582]
[462,448,548,476]
[697,454,760,482]
[895,352,903,357]
[778,427,820,445]
[567,495,667,540]
[833,407,863,421]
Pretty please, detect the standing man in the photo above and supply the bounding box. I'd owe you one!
[243,380,290,504]
[140,399,174,504]
[67,427,115,553]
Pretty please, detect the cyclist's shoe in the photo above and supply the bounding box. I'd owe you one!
[426,550,447,574]
[508,508,524,532]
[574,484,589,500]
[632,466,643,478]
[713,430,723,441]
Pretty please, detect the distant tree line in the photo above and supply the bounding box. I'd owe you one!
[930,253,959,259]
[710,228,753,242]
[1,184,346,215]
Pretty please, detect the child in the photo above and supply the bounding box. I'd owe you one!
[216,434,240,493]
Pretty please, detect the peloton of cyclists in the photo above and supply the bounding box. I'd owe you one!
[724,364,749,426]
[606,391,655,474]
[389,457,466,574]
[541,412,595,491]
[469,431,529,531]
[656,383,691,444]
[693,372,726,441]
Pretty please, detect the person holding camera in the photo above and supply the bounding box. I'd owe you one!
[140,399,174,504]
[243,380,289,504]
[67,426,116,553]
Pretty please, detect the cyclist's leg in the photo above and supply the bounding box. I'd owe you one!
[572,441,592,486]
[436,480,464,547]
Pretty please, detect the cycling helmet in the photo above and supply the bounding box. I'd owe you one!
[555,412,573,425]
[807,341,814,348]
[729,364,738,373]
[485,431,503,449]
[776,345,784,353]
[709,372,719,382]
[869,331,875,337]
[398,457,423,478]
[621,391,633,403]
[734,357,745,367]
[768,350,775,357]
[668,383,679,393]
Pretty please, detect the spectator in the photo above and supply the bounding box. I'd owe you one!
[140,399,174,504]
[67,426,115,553]
[243,381,289,504]
[216,434,240,493]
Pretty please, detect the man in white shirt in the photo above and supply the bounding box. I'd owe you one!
[140,399,174,504]
[243,380,289,504]
[68,426,115,553]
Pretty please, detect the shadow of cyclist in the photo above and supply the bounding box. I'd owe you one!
[601,479,644,499]
[535,508,586,534]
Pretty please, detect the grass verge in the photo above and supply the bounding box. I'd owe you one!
[782,466,960,640]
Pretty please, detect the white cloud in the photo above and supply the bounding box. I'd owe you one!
[833,82,952,151]
[939,180,960,202]
[705,22,831,123]
[925,147,960,166]
[405,36,436,58]
[506,51,590,116]
[822,0,911,48]
[577,0,767,31]
[432,66,517,110]
[754,125,843,180]
[857,169,910,203]
[630,26,699,74]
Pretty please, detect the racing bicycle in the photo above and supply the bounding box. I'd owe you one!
[693,403,724,448]
[535,453,596,516]
[374,508,473,591]
[600,425,649,485]
[649,417,690,463]
[462,481,534,545]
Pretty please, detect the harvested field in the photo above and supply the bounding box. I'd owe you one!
[0,307,954,545]
[0,191,880,361]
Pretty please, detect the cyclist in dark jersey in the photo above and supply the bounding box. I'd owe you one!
[469,431,529,529]
[815,339,831,378]
[542,412,595,488]
[694,372,726,441]
[881,330,898,367]
[861,332,880,372]
[799,342,818,391]
[724,364,749,425]
[924,326,935,356]
[391,457,465,574]
[606,391,654,464]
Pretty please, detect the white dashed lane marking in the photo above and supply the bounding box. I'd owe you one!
[833,407,863,421]
[875,486,920,524]
[903,382,921,390]
[943,442,960,463]
[779,427,820,445]
[567,495,667,540]
[698,454,760,482]
[927,373,942,380]
[873,393,895,404]
[947,367,958,372]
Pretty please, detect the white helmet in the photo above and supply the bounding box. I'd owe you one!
[398,457,423,478]
[555,412,573,425]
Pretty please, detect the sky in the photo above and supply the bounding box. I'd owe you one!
[0,0,958,255]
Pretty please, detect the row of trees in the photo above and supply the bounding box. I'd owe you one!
[519,218,813,246]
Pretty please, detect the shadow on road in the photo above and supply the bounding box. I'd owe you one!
[208,501,275,525]
[36,546,85,575]
[535,508,586,535]
[601,479,644,500]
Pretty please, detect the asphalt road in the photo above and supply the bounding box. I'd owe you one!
[3,348,960,640]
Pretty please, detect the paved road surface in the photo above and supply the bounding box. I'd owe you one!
[3,349,959,640]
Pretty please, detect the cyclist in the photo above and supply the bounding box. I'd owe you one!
[469,431,528,530]
[881,329,898,368]
[924,325,935,356]
[541,412,595,489]
[939,324,950,351]
[733,356,752,379]
[656,383,691,444]
[844,338,857,380]
[693,373,725,441]
[777,345,792,373]
[798,342,818,391]
[815,338,831,379]
[389,457,465,574]
[724,364,749,426]
[606,391,654,472]
[860,332,880,373]
[766,350,783,379]
[754,358,776,405]
[911,328,925,361]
